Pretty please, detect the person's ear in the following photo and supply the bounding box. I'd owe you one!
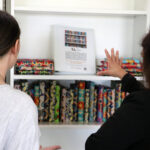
[141,49,144,57]
[11,39,20,56]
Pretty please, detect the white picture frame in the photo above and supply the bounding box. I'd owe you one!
[52,25,96,74]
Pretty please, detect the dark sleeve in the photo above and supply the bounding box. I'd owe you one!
[121,73,145,93]
[85,94,144,150]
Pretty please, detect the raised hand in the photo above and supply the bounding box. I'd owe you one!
[97,48,127,79]
[40,145,61,150]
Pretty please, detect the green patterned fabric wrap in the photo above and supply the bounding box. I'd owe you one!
[115,83,122,110]
[89,82,95,122]
[49,81,56,123]
[54,85,60,123]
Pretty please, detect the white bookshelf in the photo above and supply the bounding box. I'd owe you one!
[11,5,147,85]
[6,0,150,149]
[14,7,148,16]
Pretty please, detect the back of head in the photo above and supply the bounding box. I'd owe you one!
[0,11,20,57]
[141,31,150,88]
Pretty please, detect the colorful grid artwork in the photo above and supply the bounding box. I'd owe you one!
[65,30,87,48]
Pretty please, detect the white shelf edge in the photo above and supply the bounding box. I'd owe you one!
[13,75,120,81]
[39,123,101,128]
[14,7,148,16]
[13,75,144,81]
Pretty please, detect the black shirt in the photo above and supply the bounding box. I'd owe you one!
[85,73,150,150]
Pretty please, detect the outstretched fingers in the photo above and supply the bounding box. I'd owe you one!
[97,70,111,76]
[116,50,120,64]
[111,48,116,62]
[105,49,111,61]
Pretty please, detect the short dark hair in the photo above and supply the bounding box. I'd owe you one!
[0,11,20,57]
[141,31,150,87]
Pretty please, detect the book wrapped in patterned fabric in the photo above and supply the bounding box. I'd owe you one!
[84,82,90,123]
[14,80,127,124]
[78,82,85,123]
[49,81,56,123]
[39,82,46,122]
[15,59,54,75]
[97,86,104,123]
[89,82,95,122]
[54,85,61,123]
[97,58,143,76]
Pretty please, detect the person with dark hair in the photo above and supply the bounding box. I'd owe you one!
[0,11,61,150]
[85,32,150,150]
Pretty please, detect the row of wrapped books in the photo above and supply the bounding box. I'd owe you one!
[15,58,141,76]
[14,80,127,124]
[15,59,54,75]
[97,58,143,76]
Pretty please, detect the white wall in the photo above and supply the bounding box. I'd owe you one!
[0,0,3,10]
[135,0,148,10]
[16,12,136,60]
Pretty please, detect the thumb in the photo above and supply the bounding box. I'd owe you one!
[97,70,112,76]
[43,145,61,150]
[40,146,43,150]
